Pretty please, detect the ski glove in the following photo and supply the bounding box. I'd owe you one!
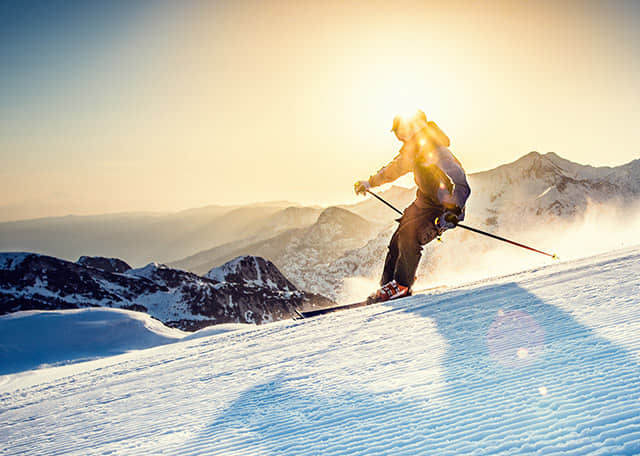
[436,210,461,232]
[354,180,371,196]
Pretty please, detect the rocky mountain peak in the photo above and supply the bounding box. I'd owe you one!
[297,207,377,258]
[311,207,371,237]
[501,151,631,184]
[205,256,297,291]
[77,256,131,273]
[126,262,199,289]
[501,151,563,180]
[316,206,365,225]
[127,262,170,280]
[1,252,334,330]
[0,252,33,271]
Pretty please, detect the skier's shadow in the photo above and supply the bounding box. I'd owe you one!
[177,282,640,455]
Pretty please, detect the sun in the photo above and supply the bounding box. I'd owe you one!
[352,62,452,137]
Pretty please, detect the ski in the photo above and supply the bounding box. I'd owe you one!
[295,299,372,319]
[293,285,447,319]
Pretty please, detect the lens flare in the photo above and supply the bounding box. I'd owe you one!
[487,310,545,368]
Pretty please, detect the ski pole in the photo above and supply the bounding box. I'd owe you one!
[366,189,558,259]
[456,224,558,259]
[366,189,403,215]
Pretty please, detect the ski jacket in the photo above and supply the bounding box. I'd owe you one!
[368,126,471,213]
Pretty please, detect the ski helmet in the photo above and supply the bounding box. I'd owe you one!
[391,110,428,140]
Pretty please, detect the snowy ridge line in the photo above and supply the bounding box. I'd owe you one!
[0,252,329,330]
[1,247,640,455]
[419,244,640,300]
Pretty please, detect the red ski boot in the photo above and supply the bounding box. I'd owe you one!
[367,280,411,304]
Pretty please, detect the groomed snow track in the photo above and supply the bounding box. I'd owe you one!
[1,247,640,455]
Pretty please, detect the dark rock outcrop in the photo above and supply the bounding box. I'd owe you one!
[204,256,297,291]
[77,256,131,273]
[0,252,334,331]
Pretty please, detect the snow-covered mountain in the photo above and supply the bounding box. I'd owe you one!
[341,152,640,230]
[76,255,131,273]
[204,256,298,291]
[173,153,640,300]
[295,152,640,298]
[0,253,333,331]
[2,153,639,303]
[468,152,640,230]
[2,246,639,455]
[172,206,381,295]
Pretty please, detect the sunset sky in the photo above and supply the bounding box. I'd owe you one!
[1,0,639,221]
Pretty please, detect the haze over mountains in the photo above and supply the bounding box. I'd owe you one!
[1,151,639,301]
[0,202,323,266]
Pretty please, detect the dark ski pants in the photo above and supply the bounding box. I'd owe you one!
[381,201,441,289]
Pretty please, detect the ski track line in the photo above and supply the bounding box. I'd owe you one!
[1,247,640,455]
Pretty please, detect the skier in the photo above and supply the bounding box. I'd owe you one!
[354,110,471,302]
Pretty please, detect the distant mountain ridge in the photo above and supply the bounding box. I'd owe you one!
[308,152,640,299]
[172,152,640,299]
[341,152,640,228]
[468,152,640,230]
[0,253,333,331]
[1,152,638,302]
[0,203,322,267]
[170,206,382,296]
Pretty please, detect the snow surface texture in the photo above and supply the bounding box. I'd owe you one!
[0,308,186,375]
[1,247,640,455]
[0,308,252,375]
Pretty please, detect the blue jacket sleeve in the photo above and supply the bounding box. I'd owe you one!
[435,147,471,211]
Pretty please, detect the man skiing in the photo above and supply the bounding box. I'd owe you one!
[354,110,471,303]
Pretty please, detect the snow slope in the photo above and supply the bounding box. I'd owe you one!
[0,308,187,375]
[1,246,640,455]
